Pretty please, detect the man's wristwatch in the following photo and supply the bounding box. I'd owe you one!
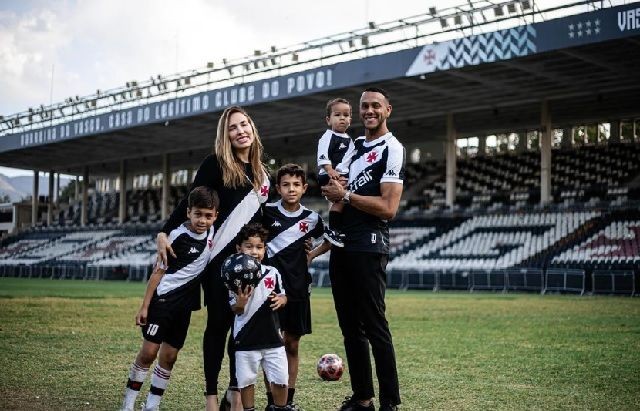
[342,190,352,204]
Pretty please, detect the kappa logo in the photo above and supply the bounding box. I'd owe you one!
[385,169,397,177]
[188,246,199,254]
[319,154,327,160]
[338,142,347,149]
[271,221,282,227]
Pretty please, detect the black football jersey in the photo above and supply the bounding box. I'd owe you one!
[262,200,324,300]
[317,129,354,175]
[230,264,285,351]
[154,223,214,311]
[336,132,405,254]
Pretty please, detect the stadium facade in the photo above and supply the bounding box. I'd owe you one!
[1,1,639,295]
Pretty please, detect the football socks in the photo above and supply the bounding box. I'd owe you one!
[143,364,171,410]
[121,362,149,410]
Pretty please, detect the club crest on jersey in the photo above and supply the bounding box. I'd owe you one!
[366,151,378,163]
[264,276,275,289]
[260,185,269,197]
[299,221,309,233]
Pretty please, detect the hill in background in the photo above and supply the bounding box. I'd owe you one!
[0,174,72,203]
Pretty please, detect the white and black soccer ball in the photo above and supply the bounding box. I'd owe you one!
[317,353,344,381]
[221,253,262,291]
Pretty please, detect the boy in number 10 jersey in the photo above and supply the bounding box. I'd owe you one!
[120,187,219,411]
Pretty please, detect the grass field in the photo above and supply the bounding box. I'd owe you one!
[0,278,639,410]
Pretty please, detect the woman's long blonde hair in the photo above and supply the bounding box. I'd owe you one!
[214,106,266,190]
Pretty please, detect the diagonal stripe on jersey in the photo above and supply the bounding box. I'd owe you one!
[209,173,269,263]
[267,212,321,258]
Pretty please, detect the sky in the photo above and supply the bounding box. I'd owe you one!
[0,0,590,176]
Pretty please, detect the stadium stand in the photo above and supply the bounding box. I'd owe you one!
[420,142,640,211]
[2,2,639,297]
[2,142,639,294]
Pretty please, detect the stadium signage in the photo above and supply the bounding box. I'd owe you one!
[11,68,334,150]
[2,4,639,155]
[618,7,640,32]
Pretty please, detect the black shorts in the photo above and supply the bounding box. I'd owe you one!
[141,299,193,349]
[279,297,312,336]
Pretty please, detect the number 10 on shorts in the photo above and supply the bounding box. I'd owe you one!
[147,324,159,336]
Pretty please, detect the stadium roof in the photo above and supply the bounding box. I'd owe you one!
[1,2,639,176]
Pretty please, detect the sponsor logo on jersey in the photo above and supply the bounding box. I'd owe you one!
[299,221,309,233]
[188,246,199,254]
[349,169,373,192]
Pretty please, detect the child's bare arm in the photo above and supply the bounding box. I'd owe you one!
[322,164,341,180]
[136,266,165,326]
[307,240,332,266]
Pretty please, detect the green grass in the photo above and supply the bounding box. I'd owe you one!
[0,278,639,410]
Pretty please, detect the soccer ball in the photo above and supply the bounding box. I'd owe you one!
[317,353,344,381]
[221,253,262,291]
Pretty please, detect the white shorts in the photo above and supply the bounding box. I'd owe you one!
[235,346,288,389]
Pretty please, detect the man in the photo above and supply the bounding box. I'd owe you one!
[322,87,404,411]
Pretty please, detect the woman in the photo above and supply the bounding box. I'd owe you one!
[157,106,270,411]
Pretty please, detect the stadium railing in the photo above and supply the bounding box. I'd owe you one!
[504,268,544,293]
[469,269,507,292]
[591,270,635,296]
[543,268,586,295]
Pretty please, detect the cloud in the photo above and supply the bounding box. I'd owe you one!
[0,0,445,116]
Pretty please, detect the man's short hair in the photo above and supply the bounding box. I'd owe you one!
[188,186,220,210]
[326,98,351,118]
[276,163,307,185]
[363,87,391,104]
[236,222,269,246]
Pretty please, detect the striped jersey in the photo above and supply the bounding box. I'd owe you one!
[317,129,354,176]
[336,132,405,254]
[162,154,270,304]
[230,264,286,351]
[155,223,215,311]
[262,200,324,300]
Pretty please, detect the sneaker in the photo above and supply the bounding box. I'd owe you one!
[338,396,375,411]
[378,405,398,411]
[140,403,159,411]
[324,227,345,247]
[287,402,302,411]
